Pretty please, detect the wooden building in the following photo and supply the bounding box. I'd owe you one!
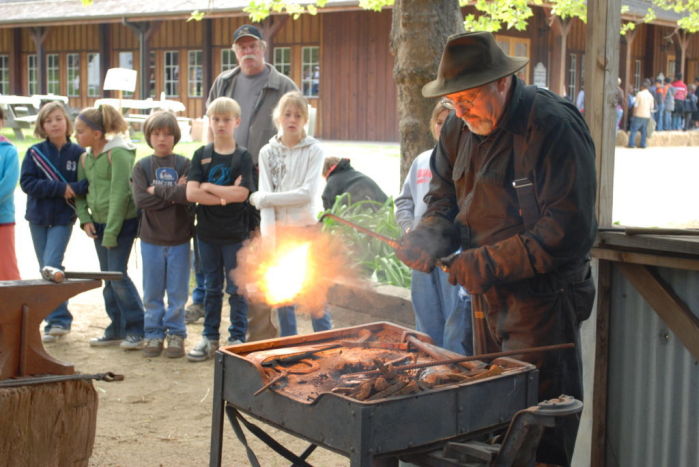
[0,0,695,142]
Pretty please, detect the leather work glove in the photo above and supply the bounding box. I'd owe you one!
[446,250,490,294]
[395,216,460,273]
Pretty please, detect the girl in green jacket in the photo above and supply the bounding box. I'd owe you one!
[74,104,145,350]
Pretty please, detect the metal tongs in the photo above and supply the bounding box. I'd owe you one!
[319,213,457,271]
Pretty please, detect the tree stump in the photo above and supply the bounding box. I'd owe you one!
[0,380,97,466]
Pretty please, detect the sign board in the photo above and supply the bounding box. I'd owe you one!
[103,68,137,92]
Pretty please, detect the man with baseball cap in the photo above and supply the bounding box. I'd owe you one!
[204,24,298,341]
[396,31,597,466]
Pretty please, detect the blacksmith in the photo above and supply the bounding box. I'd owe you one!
[396,31,596,466]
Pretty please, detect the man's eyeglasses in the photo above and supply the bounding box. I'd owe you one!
[445,88,482,110]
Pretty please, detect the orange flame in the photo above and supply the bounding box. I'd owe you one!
[234,225,356,316]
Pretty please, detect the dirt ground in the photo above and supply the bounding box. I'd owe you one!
[43,295,352,467]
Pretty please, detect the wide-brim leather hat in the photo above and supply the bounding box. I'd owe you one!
[422,31,529,98]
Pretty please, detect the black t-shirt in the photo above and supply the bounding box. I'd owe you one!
[188,145,254,244]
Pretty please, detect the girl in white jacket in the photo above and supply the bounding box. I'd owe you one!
[249,91,331,336]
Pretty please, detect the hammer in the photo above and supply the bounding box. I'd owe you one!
[319,213,456,271]
[41,266,124,283]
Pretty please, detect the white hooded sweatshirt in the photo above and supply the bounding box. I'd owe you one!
[250,134,324,240]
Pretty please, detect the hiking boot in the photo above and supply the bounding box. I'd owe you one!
[164,335,185,358]
[42,333,58,344]
[143,338,164,358]
[186,337,219,362]
[89,335,123,347]
[185,303,205,324]
[48,325,70,337]
[120,335,145,350]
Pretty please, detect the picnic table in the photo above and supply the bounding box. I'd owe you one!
[0,94,69,140]
[94,97,191,141]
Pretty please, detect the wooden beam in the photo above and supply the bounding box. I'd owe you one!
[10,28,21,95]
[202,18,213,107]
[99,24,111,98]
[585,0,621,228]
[591,260,612,467]
[592,247,699,272]
[545,8,571,97]
[29,27,47,94]
[618,263,699,361]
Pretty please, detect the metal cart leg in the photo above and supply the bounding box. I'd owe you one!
[209,352,225,467]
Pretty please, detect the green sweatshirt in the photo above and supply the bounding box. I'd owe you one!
[75,135,138,248]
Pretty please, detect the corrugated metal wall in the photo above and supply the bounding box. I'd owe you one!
[607,265,699,467]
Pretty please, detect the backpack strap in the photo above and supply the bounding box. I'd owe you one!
[512,85,539,231]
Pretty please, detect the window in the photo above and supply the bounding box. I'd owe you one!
[164,51,179,97]
[28,54,37,95]
[119,51,134,97]
[221,49,237,72]
[66,53,80,97]
[568,53,577,101]
[273,47,291,77]
[494,35,531,84]
[149,51,156,98]
[0,55,8,95]
[47,54,60,94]
[667,56,676,79]
[188,50,203,97]
[301,46,319,97]
[87,53,101,97]
[633,59,641,91]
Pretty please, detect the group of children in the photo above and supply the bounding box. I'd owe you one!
[13,90,326,362]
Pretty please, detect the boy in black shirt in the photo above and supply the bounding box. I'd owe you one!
[186,97,254,362]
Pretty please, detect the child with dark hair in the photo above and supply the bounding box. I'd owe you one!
[132,111,193,358]
[20,101,87,342]
[74,104,145,350]
[0,107,20,282]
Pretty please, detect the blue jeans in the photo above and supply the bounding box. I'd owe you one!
[627,116,649,148]
[198,237,248,342]
[663,109,672,131]
[29,223,74,332]
[672,111,684,130]
[191,236,206,305]
[141,241,190,339]
[411,267,472,355]
[277,306,333,337]
[615,106,623,130]
[93,220,144,339]
[654,103,665,131]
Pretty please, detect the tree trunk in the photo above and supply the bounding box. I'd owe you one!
[390,0,462,183]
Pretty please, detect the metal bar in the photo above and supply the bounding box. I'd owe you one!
[346,343,576,377]
[0,372,123,388]
[319,213,401,249]
[598,227,699,236]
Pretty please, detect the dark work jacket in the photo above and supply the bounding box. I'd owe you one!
[424,77,597,292]
[322,159,388,209]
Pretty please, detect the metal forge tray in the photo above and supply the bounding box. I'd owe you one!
[210,321,538,466]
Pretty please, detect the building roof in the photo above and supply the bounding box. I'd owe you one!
[0,0,684,28]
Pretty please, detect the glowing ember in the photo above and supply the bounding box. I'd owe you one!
[261,242,311,305]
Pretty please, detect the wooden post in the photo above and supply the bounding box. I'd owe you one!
[584,0,621,228]
[546,9,571,98]
[29,27,47,95]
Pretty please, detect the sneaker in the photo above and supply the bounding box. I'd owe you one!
[143,338,164,358]
[164,335,185,359]
[42,333,58,344]
[226,338,244,346]
[185,303,205,324]
[186,337,219,362]
[120,335,145,350]
[48,325,70,337]
[89,335,123,347]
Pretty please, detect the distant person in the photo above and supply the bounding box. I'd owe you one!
[74,104,145,350]
[615,78,625,130]
[0,107,20,282]
[131,111,193,359]
[671,73,688,130]
[321,157,388,210]
[662,77,675,131]
[575,87,584,113]
[652,77,665,131]
[186,97,254,362]
[249,91,331,336]
[395,99,472,355]
[20,102,87,342]
[684,82,698,130]
[627,79,654,149]
[205,24,299,341]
